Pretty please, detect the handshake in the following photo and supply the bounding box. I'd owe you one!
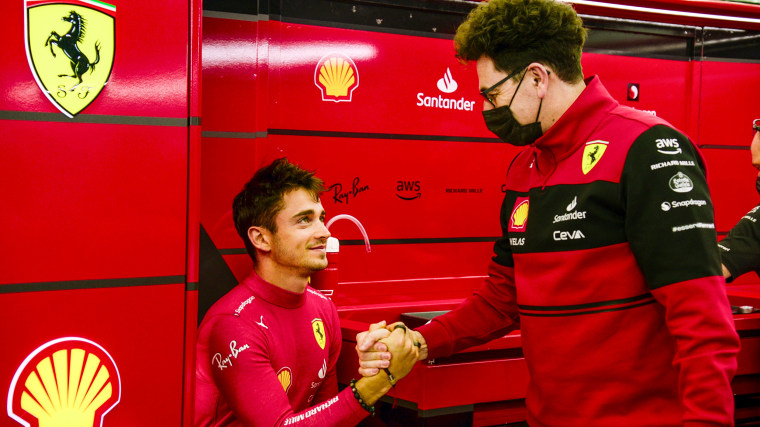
[354,321,429,386]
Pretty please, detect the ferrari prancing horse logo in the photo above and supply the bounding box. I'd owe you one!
[312,319,326,350]
[582,140,609,175]
[25,0,116,117]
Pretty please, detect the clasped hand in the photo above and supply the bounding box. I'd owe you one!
[355,321,427,379]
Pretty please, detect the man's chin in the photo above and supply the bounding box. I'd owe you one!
[307,262,329,272]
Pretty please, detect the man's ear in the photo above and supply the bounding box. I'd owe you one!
[527,63,550,98]
[248,226,272,253]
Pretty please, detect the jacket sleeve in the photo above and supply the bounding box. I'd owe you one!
[719,204,760,281]
[416,192,520,359]
[206,315,367,427]
[622,124,740,426]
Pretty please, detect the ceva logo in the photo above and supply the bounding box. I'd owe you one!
[436,68,458,93]
[314,53,359,102]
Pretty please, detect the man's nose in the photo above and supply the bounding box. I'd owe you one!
[316,220,330,239]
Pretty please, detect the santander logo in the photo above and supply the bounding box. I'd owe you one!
[436,68,458,93]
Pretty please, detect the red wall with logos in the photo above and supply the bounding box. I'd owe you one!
[200,1,760,313]
[0,0,200,425]
[1,0,759,425]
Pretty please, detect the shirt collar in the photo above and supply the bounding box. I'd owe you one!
[243,271,306,309]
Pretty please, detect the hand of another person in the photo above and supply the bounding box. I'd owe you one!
[385,322,428,362]
[355,321,392,376]
[378,325,419,382]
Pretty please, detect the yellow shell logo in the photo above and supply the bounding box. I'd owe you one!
[277,367,292,394]
[510,199,529,231]
[8,337,121,427]
[582,140,609,175]
[314,53,359,102]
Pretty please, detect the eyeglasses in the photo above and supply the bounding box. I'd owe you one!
[479,66,527,108]
[754,119,760,132]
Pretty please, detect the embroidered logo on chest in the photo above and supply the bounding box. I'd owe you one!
[582,140,609,175]
[312,319,326,350]
[509,197,530,232]
[277,367,292,394]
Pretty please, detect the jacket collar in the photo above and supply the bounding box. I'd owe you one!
[531,76,618,175]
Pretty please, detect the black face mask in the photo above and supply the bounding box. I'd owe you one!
[756,175,760,196]
[482,72,543,146]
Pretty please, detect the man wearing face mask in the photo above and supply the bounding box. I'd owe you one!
[719,120,760,283]
[355,0,740,425]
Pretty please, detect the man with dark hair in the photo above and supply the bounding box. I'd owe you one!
[356,0,740,425]
[196,158,418,426]
[720,122,760,282]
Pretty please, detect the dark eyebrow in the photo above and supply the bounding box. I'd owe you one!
[291,209,326,220]
[292,209,315,219]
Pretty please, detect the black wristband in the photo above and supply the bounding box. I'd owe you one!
[383,368,397,387]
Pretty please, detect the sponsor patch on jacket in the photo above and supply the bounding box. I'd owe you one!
[582,140,608,174]
[668,172,694,193]
[509,197,529,232]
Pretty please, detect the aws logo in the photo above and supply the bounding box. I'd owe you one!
[509,197,529,232]
[656,138,682,155]
[396,180,421,200]
[25,0,116,117]
[8,337,121,427]
[314,53,359,102]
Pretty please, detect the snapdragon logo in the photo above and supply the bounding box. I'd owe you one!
[660,199,707,211]
[416,68,476,112]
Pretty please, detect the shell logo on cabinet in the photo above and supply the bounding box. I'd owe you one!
[314,53,359,102]
[25,0,116,117]
[7,337,121,427]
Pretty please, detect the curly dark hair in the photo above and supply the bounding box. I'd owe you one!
[454,0,587,83]
[233,158,325,263]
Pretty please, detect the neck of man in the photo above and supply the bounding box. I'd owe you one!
[540,78,587,133]
[254,260,310,294]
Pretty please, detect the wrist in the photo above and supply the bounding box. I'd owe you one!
[412,330,429,360]
[349,379,375,416]
[355,374,392,406]
[383,368,397,387]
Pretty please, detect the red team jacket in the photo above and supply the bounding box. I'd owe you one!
[195,272,367,426]
[417,76,740,426]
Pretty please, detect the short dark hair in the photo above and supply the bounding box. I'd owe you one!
[454,0,587,83]
[232,158,325,263]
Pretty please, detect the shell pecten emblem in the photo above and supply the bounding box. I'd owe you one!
[314,53,359,102]
[8,337,121,427]
[277,367,292,394]
[510,198,529,231]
